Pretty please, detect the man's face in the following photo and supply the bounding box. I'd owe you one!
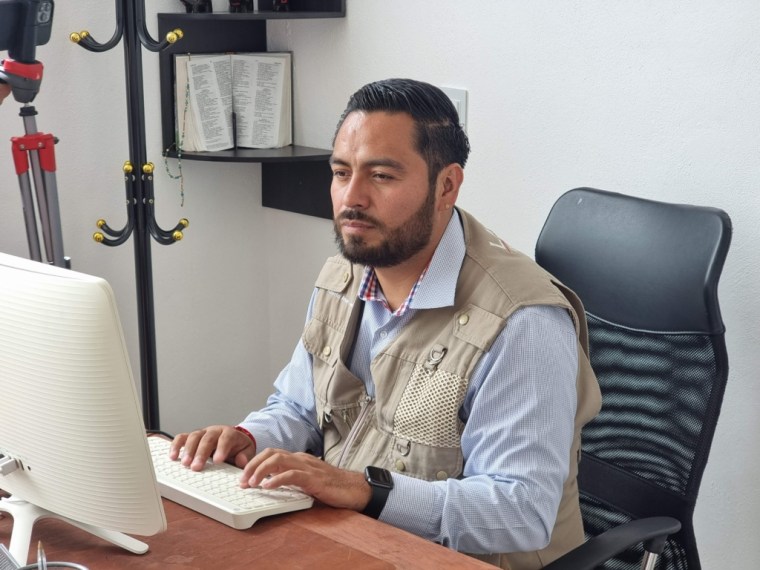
[330,111,436,268]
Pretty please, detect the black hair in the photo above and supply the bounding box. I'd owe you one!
[333,79,471,188]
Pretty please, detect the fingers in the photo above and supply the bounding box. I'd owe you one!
[240,448,310,489]
[168,432,189,461]
[170,425,254,471]
[170,428,218,470]
[239,450,371,511]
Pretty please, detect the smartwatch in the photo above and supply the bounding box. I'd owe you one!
[362,466,394,519]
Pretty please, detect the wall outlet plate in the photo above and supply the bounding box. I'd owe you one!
[440,86,468,132]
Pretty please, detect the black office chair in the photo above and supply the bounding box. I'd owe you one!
[536,188,731,570]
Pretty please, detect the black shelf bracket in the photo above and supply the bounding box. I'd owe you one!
[71,0,190,430]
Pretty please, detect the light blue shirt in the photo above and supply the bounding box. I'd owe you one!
[241,211,578,554]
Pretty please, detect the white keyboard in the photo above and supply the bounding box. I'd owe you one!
[147,436,314,529]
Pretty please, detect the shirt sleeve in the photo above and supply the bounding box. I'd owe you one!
[378,304,579,554]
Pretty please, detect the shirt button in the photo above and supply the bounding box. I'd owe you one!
[342,272,350,283]
[322,346,332,357]
[458,314,470,326]
[379,331,388,339]
[395,459,406,471]
[436,470,448,481]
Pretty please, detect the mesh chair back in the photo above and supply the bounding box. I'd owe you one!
[535,188,731,570]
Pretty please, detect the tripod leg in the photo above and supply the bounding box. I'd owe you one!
[12,117,67,268]
[28,134,66,267]
[28,147,56,262]
[41,167,66,267]
[11,140,43,262]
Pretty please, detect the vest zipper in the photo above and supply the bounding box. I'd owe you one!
[336,394,372,469]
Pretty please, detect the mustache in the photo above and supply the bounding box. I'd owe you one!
[336,209,382,227]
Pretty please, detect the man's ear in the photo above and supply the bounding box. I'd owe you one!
[438,163,464,210]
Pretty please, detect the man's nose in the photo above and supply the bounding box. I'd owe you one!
[339,175,370,210]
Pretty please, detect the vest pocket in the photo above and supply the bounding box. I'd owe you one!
[303,318,341,368]
[393,363,467,448]
[389,436,464,480]
[389,363,468,479]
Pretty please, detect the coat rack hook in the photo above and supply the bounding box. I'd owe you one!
[69,0,124,53]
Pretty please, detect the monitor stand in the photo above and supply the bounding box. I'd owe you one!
[0,495,149,565]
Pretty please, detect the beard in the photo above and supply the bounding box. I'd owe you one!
[333,187,436,268]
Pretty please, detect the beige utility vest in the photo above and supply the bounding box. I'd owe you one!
[302,209,601,570]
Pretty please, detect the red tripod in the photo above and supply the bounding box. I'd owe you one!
[1,57,68,268]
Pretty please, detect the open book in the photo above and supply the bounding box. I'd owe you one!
[174,52,292,152]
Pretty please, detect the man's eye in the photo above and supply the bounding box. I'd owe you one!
[373,172,393,181]
[332,170,349,179]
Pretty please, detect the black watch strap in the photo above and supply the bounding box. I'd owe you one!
[362,466,393,519]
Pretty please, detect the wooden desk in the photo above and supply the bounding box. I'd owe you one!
[0,499,494,569]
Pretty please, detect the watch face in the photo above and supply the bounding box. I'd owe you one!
[366,466,394,489]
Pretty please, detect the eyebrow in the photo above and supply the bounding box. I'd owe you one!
[329,156,407,172]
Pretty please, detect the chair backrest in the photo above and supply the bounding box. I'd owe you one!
[535,188,731,570]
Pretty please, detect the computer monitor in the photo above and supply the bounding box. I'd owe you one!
[0,252,166,565]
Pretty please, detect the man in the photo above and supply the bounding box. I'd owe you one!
[171,78,601,570]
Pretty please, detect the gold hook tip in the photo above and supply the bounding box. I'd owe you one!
[69,32,81,43]
[93,232,105,243]
[172,230,184,241]
[166,28,184,44]
[96,219,106,229]
[179,218,189,228]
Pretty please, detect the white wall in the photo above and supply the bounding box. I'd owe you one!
[0,2,757,567]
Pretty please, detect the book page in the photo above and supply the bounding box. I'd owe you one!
[187,55,234,151]
[232,53,292,149]
[174,55,203,152]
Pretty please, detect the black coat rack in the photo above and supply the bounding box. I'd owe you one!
[72,0,187,430]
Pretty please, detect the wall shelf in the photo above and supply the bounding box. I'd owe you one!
[157,2,343,220]
[164,144,330,164]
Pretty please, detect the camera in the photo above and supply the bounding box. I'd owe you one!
[0,0,54,102]
[0,0,54,63]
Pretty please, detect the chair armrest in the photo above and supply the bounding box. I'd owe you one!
[543,517,682,570]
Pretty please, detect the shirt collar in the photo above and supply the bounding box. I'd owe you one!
[409,209,465,309]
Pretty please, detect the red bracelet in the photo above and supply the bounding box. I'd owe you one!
[234,425,257,452]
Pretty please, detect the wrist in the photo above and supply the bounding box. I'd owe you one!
[361,466,393,519]
[358,477,373,512]
[234,425,257,454]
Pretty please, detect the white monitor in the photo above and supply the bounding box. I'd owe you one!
[0,252,166,565]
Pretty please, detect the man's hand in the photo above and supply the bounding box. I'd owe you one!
[170,425,256,471]
[0,83,11,105]
[241,448,373,512]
